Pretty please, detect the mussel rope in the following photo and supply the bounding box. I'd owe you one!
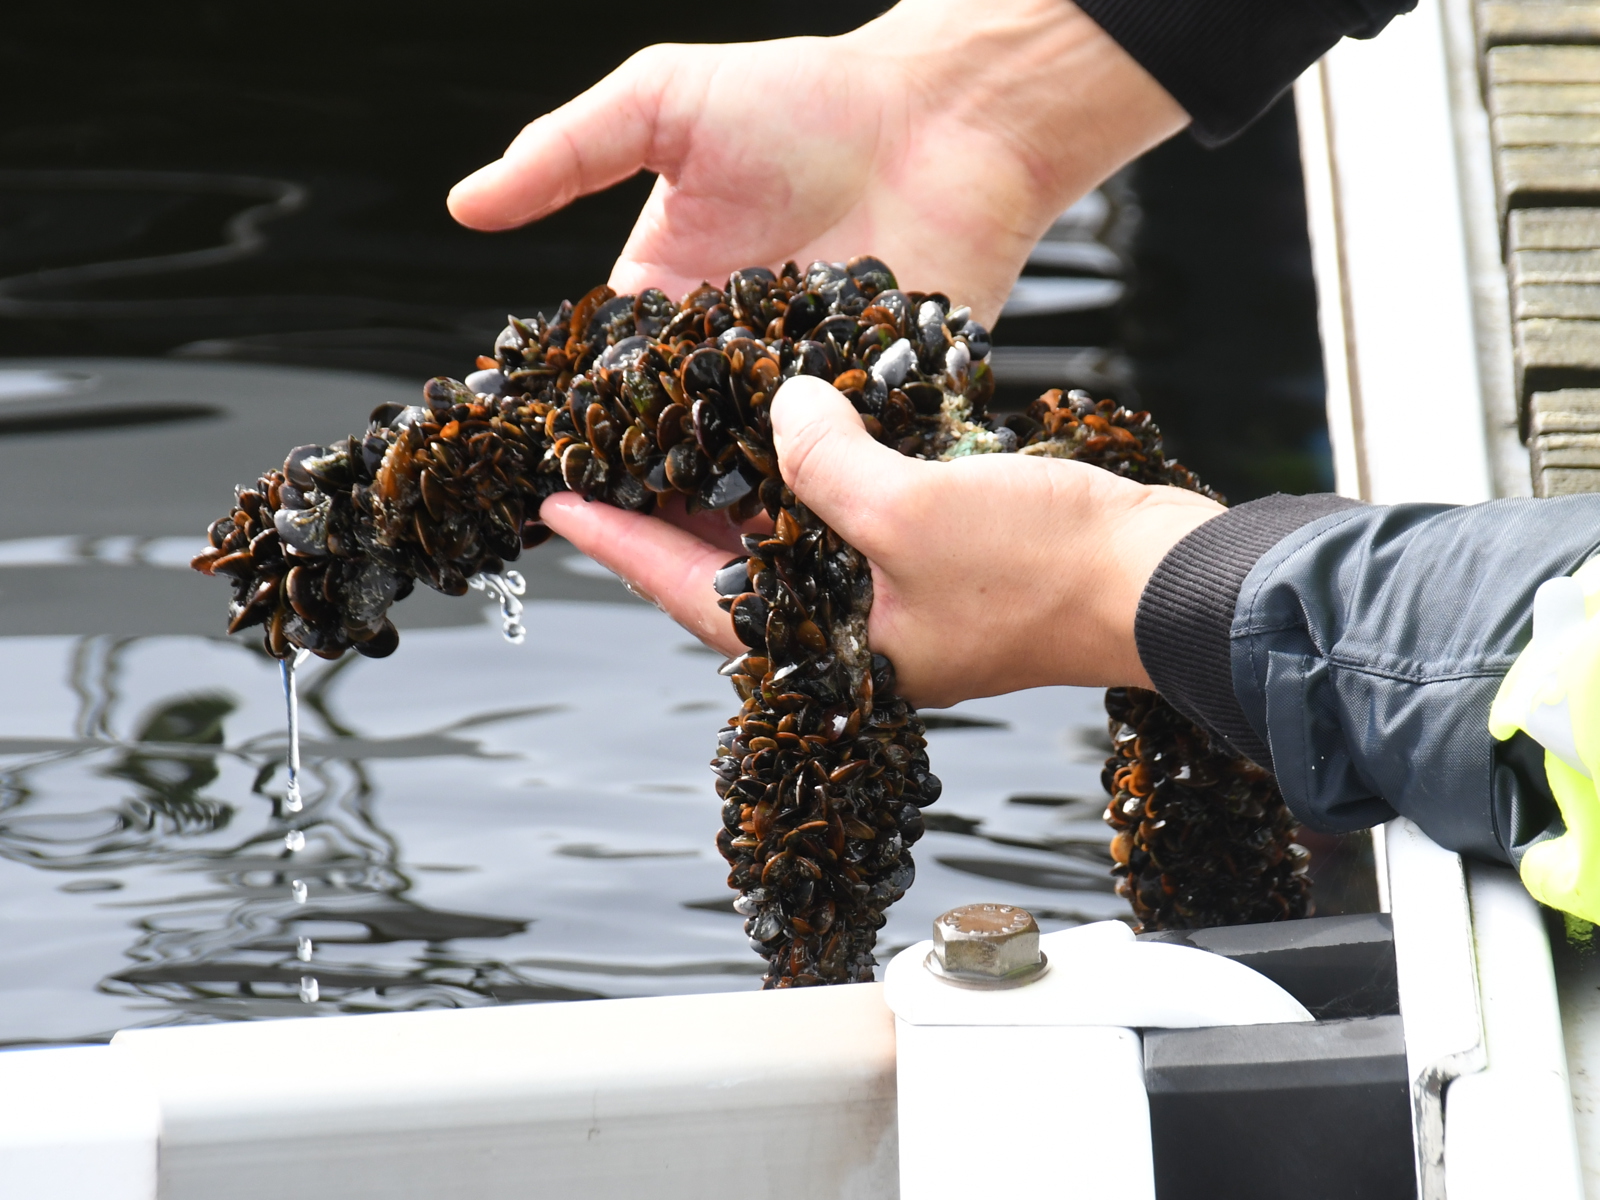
[193,258,1309,984]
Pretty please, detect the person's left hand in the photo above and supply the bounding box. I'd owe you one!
[540,375,1223,708]
[446,0,1186,325]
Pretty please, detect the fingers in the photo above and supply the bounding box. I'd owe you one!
[538,493,744,658]
[447,46,680,232]
[769,375,919,551]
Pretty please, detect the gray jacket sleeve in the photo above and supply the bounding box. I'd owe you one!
[1135,494,1600,866]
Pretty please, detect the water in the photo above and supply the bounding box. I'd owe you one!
[0,602,1130,1044]
[281,650,316,1002]
[0,0,1337,1042]
[469,571,527,644]
[0,592,1377,1045]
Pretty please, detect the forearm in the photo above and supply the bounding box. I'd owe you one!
[1136,494,1600,865]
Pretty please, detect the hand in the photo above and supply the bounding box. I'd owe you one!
[446,0,1187,325]
[540,376,1223,709]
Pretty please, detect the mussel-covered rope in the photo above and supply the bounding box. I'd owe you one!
[193,257,1308,982]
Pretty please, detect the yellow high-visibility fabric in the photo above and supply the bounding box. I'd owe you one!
[1490,558,1600,920]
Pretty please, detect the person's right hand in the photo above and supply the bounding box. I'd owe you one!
[541,376,1224,709]
[447,0,1187,326]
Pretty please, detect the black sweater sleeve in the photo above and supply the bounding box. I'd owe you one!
[1136,494,1600,867]
[1074,0,1418,144]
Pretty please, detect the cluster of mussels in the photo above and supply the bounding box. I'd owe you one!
[1103,686,1311,929]
[193,254,1309,980]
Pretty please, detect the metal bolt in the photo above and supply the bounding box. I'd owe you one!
[926,903,1048,988]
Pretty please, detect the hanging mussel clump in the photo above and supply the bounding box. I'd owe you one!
[192,256,1309,982]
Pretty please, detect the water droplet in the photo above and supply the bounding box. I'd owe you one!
[297,936,313,962]
[299,976,319,1003]
[285,829,306,852]
[470,571,530,642]
[280,655,308,817]
[291,879,308,904]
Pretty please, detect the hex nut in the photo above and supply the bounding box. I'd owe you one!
[929,903,1045,985]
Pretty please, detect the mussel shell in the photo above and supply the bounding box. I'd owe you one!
[957,319,992,359]
[691,397,729,456]
[716,326,758,349]
[788,340,834,380]
[713,557,751,598]
[598,334,651,372]
[585,402,616,455]
[423,376,473,413]
[589,294,637,346]
[703,304,736,339]
[620,424,651,474]
[781,292,826,340]
[681,348,732,399]
[274,503,330,556]
[872,289,912,330]
[352,618,400,658]
[464,367,510,397]
[633,289,675,339]
[729,592,769,650]
[846,255,895,297]
[664,442,707,493]
[643,456,672,493]
[609,470,651,511]
[283,444,323,490]
[811,315,859,353]
[561,442,593,492]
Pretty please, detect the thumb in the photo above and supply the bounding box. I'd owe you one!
[770,375,919,550]
[447,46,676,232]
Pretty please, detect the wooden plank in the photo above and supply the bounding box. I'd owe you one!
[1529,389,1600,437]
[1532,387,1600,414]
[1488,45,1600,85]
[1535,465,1600,494]
[1511,249,1600,284]
[1497,146,1600,208]
[1515,318,1600,402]
[1532,409,1600,432]
[1491,83,1600,115]
[1515,283,1600,318]
[1530,433,1600,470]
[1479,3,1600,49]
[1494,113,1600,144]
[1509,208,1600,250]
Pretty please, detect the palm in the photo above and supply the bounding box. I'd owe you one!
[604,40,1046,322]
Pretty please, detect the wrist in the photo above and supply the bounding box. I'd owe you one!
[861,0,1189,223]
[1045,484,1224,691]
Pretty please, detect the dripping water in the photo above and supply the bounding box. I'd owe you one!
[272,571,521,1008]
[469,569,527,643]
[280,648,317,1004]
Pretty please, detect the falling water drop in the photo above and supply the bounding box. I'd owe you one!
[469,570,527,643]
[291,879,308,904]
[297,936,313,962]
[279,649,310,813]
[300,976,319,1003]
[285,829,306,852]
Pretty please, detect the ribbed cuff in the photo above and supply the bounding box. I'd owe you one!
[1135,493,1364,766]
[1073,0,1416,145]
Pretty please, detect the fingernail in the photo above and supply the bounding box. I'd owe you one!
[450,161,502,200]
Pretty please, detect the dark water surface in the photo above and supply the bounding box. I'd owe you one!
[0,5,1353,1044]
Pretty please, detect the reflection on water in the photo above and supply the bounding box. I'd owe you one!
[0,600,1191,1045]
